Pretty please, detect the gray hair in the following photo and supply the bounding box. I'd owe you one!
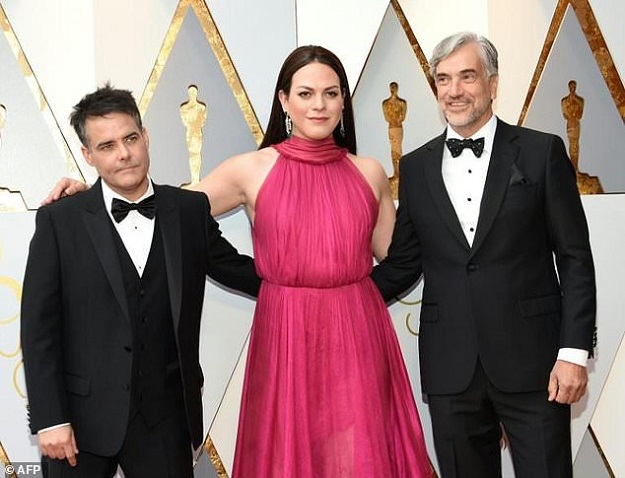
[429,32,499,79]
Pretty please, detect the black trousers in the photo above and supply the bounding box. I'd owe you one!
[428,361,572,478]
[43,406,193,478]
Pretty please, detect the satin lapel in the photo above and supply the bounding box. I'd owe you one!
[155,186,183,334]
[424,133,471,250]
[82,180,130,322]
[470,122,519,258]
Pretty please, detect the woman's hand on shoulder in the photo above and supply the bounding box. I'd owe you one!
[41,177,89,205]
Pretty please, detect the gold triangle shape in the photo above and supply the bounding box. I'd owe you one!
[0,4,82,182]
[519,0,625,125]
[139,0,263,146]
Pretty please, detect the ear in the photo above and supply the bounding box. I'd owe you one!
[278,90,288,112]
[142,127,149,148]
[489,74,499,101]
[81,145,93,166]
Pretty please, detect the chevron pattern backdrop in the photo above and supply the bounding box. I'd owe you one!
[1,1,623,476]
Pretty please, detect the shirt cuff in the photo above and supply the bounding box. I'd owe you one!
[557,348,589,367]
[37,423,71,434]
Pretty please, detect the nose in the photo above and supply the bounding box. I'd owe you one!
[448,77,463,97]
[118,141,131,160]
[312,93,325,110]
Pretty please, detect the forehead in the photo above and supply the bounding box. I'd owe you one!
[436,43,484,74]
[85,112,139,138]
[291,62,340,86]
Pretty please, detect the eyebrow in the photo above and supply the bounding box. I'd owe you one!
[94,131,139,149]
[294,84,340,91]
[437,68,478,77]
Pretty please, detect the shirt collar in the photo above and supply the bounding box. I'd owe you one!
[101,176,154,216]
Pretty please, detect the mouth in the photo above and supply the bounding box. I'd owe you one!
[446,101,469,109]
[117,165,139,173]
[308,117,329,122]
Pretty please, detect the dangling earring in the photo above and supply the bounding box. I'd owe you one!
[339,113,345,137]
[284,112,292,137]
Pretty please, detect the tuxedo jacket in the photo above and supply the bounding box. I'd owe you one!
[372,119,596,395]
[21,180,260,455]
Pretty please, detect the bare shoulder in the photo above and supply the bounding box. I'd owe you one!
[348,154,389,187]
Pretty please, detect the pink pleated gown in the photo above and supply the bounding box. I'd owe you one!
[231,136,432,477]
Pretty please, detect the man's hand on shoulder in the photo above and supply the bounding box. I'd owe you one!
[548,359,588,404]
[41,177,89,205]
[38,424,79,466]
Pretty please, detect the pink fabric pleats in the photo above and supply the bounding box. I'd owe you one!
[232,136,432,477]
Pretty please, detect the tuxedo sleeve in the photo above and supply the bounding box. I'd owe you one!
[20,207,70,433]
[371,159,423,302]
[544,135,596,354]
[202,197,261,297]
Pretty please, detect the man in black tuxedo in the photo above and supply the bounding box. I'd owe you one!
[20,85,260,478]
[372,32,596,477]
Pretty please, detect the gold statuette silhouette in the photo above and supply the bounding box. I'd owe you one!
[180,85,207,187]
[561,80,602,194]
[382,82,407,199]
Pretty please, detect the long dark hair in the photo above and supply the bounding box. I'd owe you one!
[259,45,357,154]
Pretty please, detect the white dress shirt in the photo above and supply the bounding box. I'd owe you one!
[441,115,587,367]
[101,179,155,277]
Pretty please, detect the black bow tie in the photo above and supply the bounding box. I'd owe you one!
[446,137,485,158]
[111,195,156,223]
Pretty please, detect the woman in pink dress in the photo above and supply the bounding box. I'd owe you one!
[44,46,432,477]
[199,45,432,477]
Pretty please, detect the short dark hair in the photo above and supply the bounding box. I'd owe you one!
[260,45,357,154]
[70,83,142,147]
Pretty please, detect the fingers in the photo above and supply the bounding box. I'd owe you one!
[38,426,79,467]
[547,360,588,404]
[547,372,558,402]
[41,178,88,205]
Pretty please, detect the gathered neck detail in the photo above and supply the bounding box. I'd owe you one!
[274,135,347,164]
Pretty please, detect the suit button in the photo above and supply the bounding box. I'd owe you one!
[467,263,479,271]
[141,316,148,324]
[139,289,145,297]
[123,384,130,391]
[123,345,132,352]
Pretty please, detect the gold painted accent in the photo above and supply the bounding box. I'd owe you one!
[180,85,208,186]
[588,425,616,478]
[139,0,263,146]
[390,0,436,95]
[519,0,625,125]
[0,3,83,193]
[398,296,422,306]
[13,360,25,399]
[0,275,21,326]
[0,441,17,478]
[204,435,229,478]
[405,312,418,336]
[383,81,407,199]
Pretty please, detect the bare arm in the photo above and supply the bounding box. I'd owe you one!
[192,148,277,219]
[191,154,249,217]
[349,154,395,261]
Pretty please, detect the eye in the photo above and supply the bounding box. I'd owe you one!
[98,143,114,152]
[436,76,450,86]
[125,134,139,144]
[326,90,339,98]
[298,91,311,98]
[462,72,477,83]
